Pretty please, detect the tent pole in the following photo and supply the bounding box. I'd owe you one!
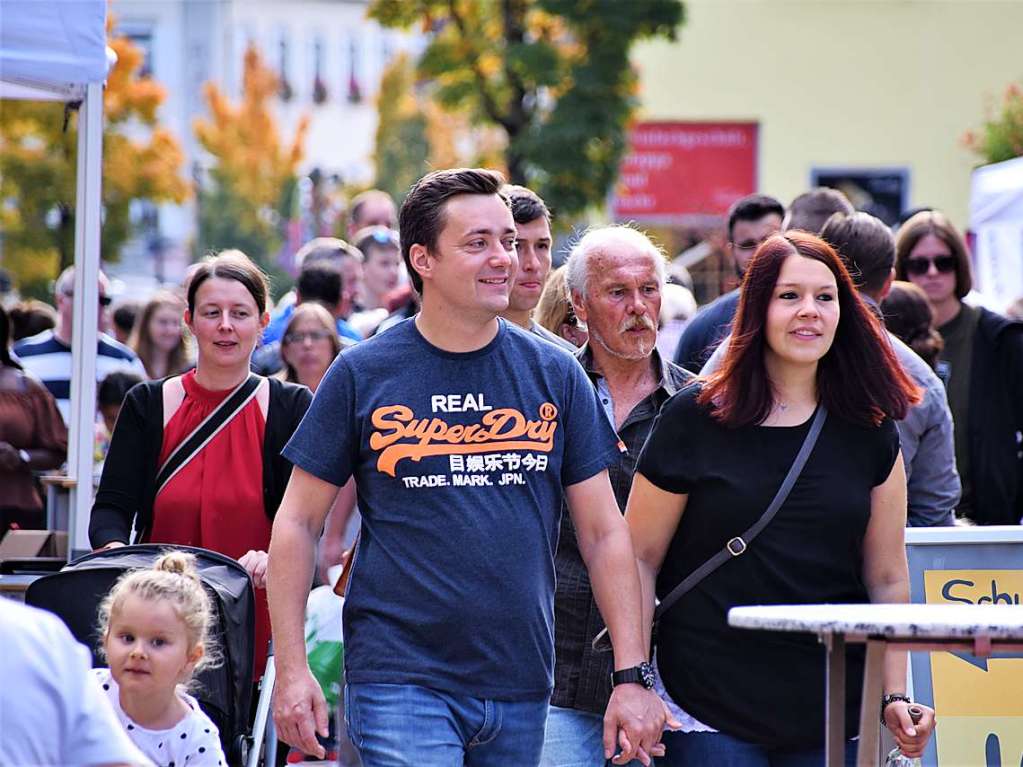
[67,81,103,559]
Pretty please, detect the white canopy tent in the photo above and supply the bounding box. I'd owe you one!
[970,156,1023,313]
[1,0,112,554]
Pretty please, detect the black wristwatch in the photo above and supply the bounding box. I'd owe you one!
[880,693,912,724]
[611,662,655,690]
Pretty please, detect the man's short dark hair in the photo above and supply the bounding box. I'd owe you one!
[297,262,343,307]
[726,194,784,240]
[786,187,855,234]
[112,301,140,336]
[501,184,550,226]
[98,370,143,409]
[354,226,400,264]
[399,168,509,293]
[819,211,895,297]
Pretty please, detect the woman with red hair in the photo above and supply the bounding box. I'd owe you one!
[627,232,935,765]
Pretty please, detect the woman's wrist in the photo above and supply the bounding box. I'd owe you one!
[880,692,912,724]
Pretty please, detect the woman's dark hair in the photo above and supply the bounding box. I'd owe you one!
[700,231,921,428]
[1,305,23,369]
[881,281,944,370]
[187,250,270,314]
[894,210,972,299]
[399,168,508,294]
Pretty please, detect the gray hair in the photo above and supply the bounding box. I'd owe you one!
[54,266,110,297]
[565,225,666,299]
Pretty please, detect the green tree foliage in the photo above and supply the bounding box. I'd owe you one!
[369,0,684,218]
[963,81,1023,165]
[0,24,188,298]
[374,53,431,204]
[193,45,308,276]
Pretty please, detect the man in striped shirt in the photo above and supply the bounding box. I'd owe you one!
[13,267,146,424]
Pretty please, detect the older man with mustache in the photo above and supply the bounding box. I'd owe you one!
[542,226,692,766]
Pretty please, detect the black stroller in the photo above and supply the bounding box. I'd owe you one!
[25,544,277,767]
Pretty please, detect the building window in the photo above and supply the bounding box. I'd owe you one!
[278,29,293,102]
[810,167,910,227]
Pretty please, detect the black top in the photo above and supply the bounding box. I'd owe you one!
[551,346,692,714]
[89,376,312,548]
[637,384,899,748]
[672,289,739,373]
[961,307,1023,525]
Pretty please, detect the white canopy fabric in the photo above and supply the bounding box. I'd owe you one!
[2,0,110,554]
[970,157,1023,313]
[0,0,110,100]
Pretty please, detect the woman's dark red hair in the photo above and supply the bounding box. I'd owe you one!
[699,231,921,428]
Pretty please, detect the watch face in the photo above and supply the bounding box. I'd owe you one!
[640,662,655,689]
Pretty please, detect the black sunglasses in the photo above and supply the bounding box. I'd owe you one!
[905,255,956,276]
[64,291,112,306]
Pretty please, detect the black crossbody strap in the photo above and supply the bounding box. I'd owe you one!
[652,404,828,621]
[154,374,263,496]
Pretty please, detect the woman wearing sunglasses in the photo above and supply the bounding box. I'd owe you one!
[895,210,1023,525]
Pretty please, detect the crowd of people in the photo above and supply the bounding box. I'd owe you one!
[2,166,1022,767]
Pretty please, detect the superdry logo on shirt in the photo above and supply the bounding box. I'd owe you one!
[369,392,558,477]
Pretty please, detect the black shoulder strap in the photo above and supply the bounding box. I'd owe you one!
[653,404,828,621]
[154,374,262,496]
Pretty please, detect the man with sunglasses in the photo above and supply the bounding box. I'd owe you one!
[14,266,145,424]
[673,194,784,373]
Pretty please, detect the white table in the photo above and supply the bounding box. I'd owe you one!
[728,603,1023,767]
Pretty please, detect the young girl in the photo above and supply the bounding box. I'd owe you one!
[95,550,226,767]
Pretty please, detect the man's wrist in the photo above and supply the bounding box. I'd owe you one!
[611,662,655,690]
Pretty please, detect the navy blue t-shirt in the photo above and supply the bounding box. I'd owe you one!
[283,318,621,700]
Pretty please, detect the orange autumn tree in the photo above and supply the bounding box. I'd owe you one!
[193,45,309,272]
[0,18,188,298]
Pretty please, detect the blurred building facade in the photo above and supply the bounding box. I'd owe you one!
[632,0,1022,230]
[108,0,421,291]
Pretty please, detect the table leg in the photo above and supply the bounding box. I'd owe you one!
[825,633,846,767]
[857,639,886,767]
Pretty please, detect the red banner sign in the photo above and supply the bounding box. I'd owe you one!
[612,122,759,222]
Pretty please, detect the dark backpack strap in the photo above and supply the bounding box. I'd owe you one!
[653,404,828,621]
[154,374,262,496]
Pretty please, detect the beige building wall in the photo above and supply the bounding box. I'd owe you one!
[632,0,1023,228]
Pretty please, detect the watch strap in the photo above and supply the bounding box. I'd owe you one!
[611,662,654,689]
[880,693,912,724]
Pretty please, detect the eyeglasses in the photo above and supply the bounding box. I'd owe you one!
[64,291,113,306]
[905,255,956,276]
[283,330,334,344]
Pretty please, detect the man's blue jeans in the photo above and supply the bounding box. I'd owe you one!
[344,682,549,766]
[655,730,858,767]
[540,705,642,767]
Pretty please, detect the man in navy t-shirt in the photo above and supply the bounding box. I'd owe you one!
[268,168,668,766]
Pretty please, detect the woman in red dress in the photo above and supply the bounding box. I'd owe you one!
[90,251,312,675]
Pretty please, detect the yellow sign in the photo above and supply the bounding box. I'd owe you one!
[923,570,1023,766]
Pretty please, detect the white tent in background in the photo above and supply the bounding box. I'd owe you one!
[970,156,1023,314]
[1,0,113,555]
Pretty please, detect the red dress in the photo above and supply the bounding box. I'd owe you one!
[149,370,272,677]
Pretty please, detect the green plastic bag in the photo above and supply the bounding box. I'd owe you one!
[305,584,343,709]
